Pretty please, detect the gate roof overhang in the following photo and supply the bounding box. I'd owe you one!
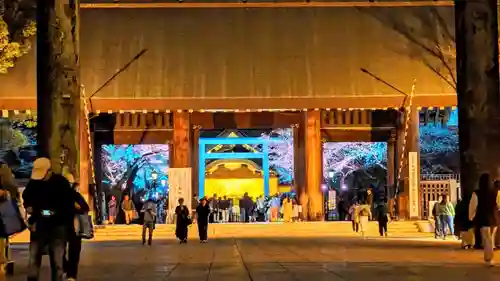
[0,94,456,113]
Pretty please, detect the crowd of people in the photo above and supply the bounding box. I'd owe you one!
[191,192,303,224]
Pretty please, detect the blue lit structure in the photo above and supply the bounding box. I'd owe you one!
[198,137,282,197]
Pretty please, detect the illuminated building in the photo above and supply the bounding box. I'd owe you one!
[0,1,458,220]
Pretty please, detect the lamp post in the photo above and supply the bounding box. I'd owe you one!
[151,170,158,192]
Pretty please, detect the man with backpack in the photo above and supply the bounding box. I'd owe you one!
[23,158,81,281]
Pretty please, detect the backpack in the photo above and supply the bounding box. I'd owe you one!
[360,207,370,217]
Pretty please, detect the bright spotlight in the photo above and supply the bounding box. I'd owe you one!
[321,184,327,190]
[328,171,335,178]
[341,185,347,190]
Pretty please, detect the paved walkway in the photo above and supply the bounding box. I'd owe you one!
[7,237,500,281]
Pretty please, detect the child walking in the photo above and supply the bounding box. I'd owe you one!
[141,199,157,246]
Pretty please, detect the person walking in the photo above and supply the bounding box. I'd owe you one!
[454,196,474,249]
[438,194,455,240]
[349,202,360,233]
[108,196,117,224]
[196,198,210,243]
[469,173,500,266]
[121,195,135,225]
[23,158,81,281]
[376,201,389,237]
[141,199,157,246]
[175,198,191,244]
[357,201,372,238]
[62,179,90,281]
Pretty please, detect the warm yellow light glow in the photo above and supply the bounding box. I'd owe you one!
[205,177,280,199]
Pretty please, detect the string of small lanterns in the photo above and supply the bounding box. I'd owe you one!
[81,86,96,185]
[396,79,417,190]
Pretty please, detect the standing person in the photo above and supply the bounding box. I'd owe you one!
[219,196,230,223]
[270,194,281,222]
[23,158,80,281]
[349,202,360,233]
[141,199,157,246]
[292,199,300,222]
[209,194,218,223]
[231,199,240,222]
[175,198,191,244]
[494,180,500,249]
[256,195,266,222]
[376,202,389,237]
[438,194,455,240]
[239,194,246,223]
[469,173,500,266]
[366,188,374,220]
[357,201,372,238]
[282,197,293,223]
[108,196,117,224]
[432,200,442,239]
[63,180,90,281]
[191,194,199,224]
[121,195,135,225]
[196,198,210,243]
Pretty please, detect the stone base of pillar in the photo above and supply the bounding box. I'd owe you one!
[397,194,409,220]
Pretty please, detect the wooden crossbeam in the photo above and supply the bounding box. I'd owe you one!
[80,1,454,9]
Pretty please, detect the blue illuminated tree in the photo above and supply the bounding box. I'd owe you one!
[261,128,294,184]
[419,124,459,174]
[322,142,387,187]
[101,144,169,193]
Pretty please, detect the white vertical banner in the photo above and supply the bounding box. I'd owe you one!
[167,168,192,223]
[408,152,419,218]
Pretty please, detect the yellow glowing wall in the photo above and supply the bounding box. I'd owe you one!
[205,178,279,199]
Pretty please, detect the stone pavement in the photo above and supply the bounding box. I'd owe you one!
[7,237,500,281]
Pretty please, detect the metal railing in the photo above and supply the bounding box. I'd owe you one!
[420,174,460,182]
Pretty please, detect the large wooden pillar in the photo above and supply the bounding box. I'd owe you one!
[304,111,323,221]
[172,112,191,168]
[396,107,420,219]
[293,124,304,197]
[387,130,396,217]
[191,125,201,198]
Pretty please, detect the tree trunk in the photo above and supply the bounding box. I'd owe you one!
[36,0,80,175]
[455,0,500,197]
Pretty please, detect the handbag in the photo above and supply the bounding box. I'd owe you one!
[74,213,94,239]
[0,197,27,238]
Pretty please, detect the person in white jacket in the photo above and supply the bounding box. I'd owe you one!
[356,201,372,238]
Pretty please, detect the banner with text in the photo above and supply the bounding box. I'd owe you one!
[167,168,192,223]
[408,152,420,218]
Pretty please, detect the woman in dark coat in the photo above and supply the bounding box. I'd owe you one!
[196,198,210,243]
[175,198,190,244]
[64,181,90,281]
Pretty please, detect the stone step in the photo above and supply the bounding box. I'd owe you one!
[9,221,429,243]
